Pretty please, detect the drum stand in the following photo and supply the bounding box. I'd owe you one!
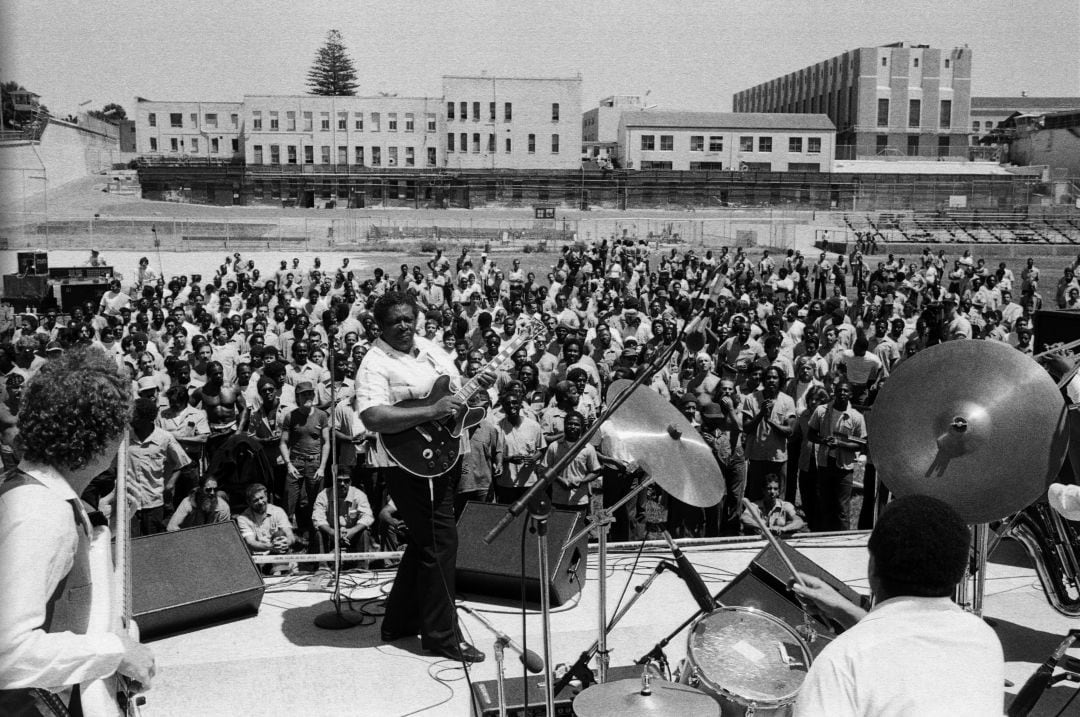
[955,523,990,617]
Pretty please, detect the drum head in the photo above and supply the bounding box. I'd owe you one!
[686,606,811,706]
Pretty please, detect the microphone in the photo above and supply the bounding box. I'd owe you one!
[1008,632,1078,717]
[661,531,716,613]
[458,604,544,674]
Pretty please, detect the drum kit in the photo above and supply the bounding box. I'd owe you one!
[482,330,1075,716]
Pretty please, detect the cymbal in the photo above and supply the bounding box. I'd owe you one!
[869,340,1069,523]
[573,677,720,717]
[605,379,724,508]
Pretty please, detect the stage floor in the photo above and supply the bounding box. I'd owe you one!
[140,533,1078,717]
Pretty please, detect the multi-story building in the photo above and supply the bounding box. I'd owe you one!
[618,112,835,172]
[582,95,642,160]
[241,95,442,169]
[733,42,971,159]
[970,96,1080,143]
[135,99,244,159]
[441,75,582,170]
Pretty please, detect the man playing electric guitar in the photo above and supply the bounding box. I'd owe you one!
[356,291,499,664]
[0,348,156,716]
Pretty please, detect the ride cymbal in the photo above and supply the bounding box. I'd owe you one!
[605,379,724,508]
[573,677,719,717]
[869,340,1069,524]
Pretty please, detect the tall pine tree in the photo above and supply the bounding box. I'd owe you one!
[306,30,359,96]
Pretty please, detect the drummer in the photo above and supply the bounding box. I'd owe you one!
[791,494,1003,716]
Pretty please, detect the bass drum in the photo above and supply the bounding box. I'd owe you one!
[680,606,812,716]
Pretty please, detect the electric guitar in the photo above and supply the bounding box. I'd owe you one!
[380,316,547,477]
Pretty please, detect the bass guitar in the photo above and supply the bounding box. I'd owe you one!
[380,316,547,477]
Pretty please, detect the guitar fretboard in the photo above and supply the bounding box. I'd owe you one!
[454,322,542,402]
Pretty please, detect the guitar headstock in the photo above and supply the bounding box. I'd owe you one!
[517,315,549,344]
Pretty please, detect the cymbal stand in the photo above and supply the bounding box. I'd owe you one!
[955,523,990,617]
[529,495,556,717]
[493,639,508,717]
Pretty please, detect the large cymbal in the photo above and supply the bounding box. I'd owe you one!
[869,340,1069,523]
[573,677,720,717]
[605,379,724,508]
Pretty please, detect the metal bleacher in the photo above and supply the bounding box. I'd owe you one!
[852,209,1080,245]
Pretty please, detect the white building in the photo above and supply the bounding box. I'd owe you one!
[134,99,244,158]
[618,111,836,172]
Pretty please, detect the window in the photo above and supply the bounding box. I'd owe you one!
[808,137,822,153]
[877,98,890,127]
[148,113,156,127]
[787,162,820,172]
[472,133,480,153]
[789,137,803,152]
[191,137,199,152]
[190,113,197,126]
[487,133,495,153]
[528,134,536,153]
[287,146,297,164]
[388,113,398,132]
[447,133,455,152]
[320,112,330,131]
[447,102,455,120]
[354,113,364,131]
[940,100,952,129]
[881,56,887,67]
[253,145,263,163]
[269,145,279,164]
[426,113,436,132]
[230,114,238,128]
[758,136,772,152]
[689,161,724,171]
[876,135,889,153]
[913,57,919,68]
[149,137,157,151]
[937,136,951,157]
[338,146,347,164]
[689,136,704,151]
[371,146,381,166]
[388,146,398,165]
[489,102,496,121]
[205,113,218,128]
[171,113,183,128]
[269,111,279,131]
[659,135,673,151]
[708,136,723,152]
[907,135,920,156]
[250,111,261,131]
[286,111,296,131]
[460,132,467,152]
[338,112,347,131]
[405,147,415,166]
[504,102,512,121]
[552,103,560,121]
[405,113,414,132]
[371,113,380,132]
[908,99,921,128]
[303,112,313,131]
[641,135,655,151]
[304,146,314,164]
[551,134,560,153]
[945,58,951,68]
[427,147,436,166]
[354,146,364,165]
[972,121,981,132]
[170,137,179,152]
[739,136,754,151]
[472,102,480,121]
[505,137,512,153]
[460,102,468,120]
[320,146,330,164]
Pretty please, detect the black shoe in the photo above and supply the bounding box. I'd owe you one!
[381,627,419,642]
[424,641,486,663]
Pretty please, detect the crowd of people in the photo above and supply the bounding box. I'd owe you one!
[1,239,1077,560]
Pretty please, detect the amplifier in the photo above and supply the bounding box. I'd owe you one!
[49,266,113,280]
[3,273,50,300]
[17,251,48,275]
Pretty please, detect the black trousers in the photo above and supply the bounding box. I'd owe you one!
[382,463,461,650]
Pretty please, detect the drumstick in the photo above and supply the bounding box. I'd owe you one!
[741,497,809,589]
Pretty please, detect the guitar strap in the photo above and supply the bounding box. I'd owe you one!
[0,470,89,717]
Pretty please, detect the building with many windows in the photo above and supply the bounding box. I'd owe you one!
[441,75,582,170]
[617,112,835,172]
[135,100,244,158]
[733,42,971,159]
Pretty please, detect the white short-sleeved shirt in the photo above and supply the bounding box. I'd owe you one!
[795,596,1003,717]
[354,335,465,469]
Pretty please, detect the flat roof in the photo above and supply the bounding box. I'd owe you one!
[833,159,1013,175]
[972,96,1080,110]
[621,111,835,131]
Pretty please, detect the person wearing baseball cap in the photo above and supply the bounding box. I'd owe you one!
[279,380,330,554]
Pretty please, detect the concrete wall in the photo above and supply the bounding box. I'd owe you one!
[1012,127,1080,178]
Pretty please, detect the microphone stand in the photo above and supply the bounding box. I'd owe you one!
[315,338,364,629]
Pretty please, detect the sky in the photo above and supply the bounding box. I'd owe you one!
[2,0,1078,118]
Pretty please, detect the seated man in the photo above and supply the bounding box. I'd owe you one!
[166,473,232,531]
[235,482,295,575]
[792,495,1003,716]
[740,474,805,537]
[311,465,374,559]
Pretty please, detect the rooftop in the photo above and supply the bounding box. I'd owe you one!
[621,111,835,131]
[972,96,1080,111]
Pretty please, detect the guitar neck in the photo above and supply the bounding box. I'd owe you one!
[455,332,532,402]
[113,433,132,625]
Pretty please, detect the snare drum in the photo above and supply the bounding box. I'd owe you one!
[680,606,811,716]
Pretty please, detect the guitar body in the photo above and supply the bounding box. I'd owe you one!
[79,526,134,717]
[380,375,488,477]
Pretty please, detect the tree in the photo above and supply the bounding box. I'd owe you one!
[306,30,359,96]
[87,102,127,123]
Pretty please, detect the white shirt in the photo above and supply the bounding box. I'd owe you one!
[0,461,125,691]
[795,596,1003,717]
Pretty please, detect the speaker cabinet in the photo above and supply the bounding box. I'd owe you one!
[131,521,265,640]
[59,281,110,313]
[456,502,587,606]
[1034,309,1080,355]
[17,251,48,275]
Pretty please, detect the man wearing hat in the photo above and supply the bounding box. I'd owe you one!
[279,380,330,547]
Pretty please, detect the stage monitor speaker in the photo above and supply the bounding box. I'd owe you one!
[17,251,48,275]
[456,501,587,607]
[3,273,50,300]
[59,281,109,313]
[1033,309,1080,356]
[132,521,265,640]
[715,540,869,658]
